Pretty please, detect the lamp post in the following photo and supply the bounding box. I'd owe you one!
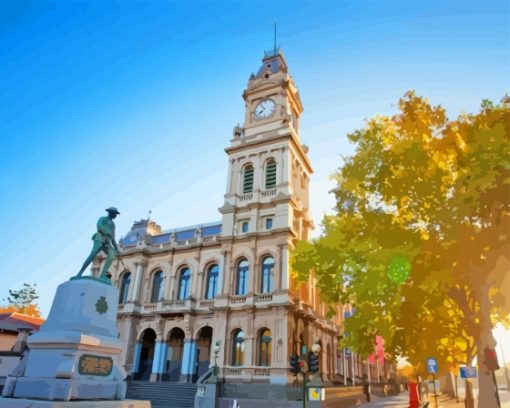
[211,340,221,383]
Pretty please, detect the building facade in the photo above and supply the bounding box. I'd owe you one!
[105,49,343,385]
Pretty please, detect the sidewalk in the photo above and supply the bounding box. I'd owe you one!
[355,389,510,407]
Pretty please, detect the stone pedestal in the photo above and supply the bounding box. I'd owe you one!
[0,277,150,408]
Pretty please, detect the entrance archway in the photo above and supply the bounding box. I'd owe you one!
[137,328,156,381]
[166,328,185,381]
[195,326,213,380]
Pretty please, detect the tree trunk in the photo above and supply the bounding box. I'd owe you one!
[465,379,475,408]
[440,372,456,398]
[476,285,500,408]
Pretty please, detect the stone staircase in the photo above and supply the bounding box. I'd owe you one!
[126,381,198,408]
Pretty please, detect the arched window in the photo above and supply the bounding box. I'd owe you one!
[231,329,245,366]
[260,256,274,293]
[236,259,249,295]
[205,264,219,299]
[258,328,272,366]
[242,165,254,194]
[119,272,131,304]
[178,267,191,300]
[265,160,277,189]
[150,271,163,303]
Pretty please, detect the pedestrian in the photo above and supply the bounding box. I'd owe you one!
[383,381,390,397]
[408,381,420,408]
[362,375,371,402]
[420,379,429,403]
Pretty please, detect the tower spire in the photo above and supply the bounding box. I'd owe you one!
[273,22,277,55]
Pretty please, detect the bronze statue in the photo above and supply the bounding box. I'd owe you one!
[76,207,121,281]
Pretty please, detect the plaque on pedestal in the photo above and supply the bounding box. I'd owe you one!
[0,277,150,408]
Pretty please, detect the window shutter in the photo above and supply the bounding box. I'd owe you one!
[265,161,277,189]
[243,166,254,193]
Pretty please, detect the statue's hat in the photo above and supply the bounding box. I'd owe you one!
[105,206,120,214]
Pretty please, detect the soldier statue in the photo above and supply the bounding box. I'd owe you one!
[76,207,121,280]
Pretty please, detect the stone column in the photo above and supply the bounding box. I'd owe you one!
[281,147,287,184]
[163,261,173,301]
[127,263,138,302]
[221,251,232,295]
[190,258,199,299]
[130,261,146,303]
[217,251,225,295]
[276,244,283,291]
[150,341,169,382]
[225,159,234,195]
[132,341,142,374]
[251,260,259,294]
[197,269,205,300]
[280,247,289,290]
[180,340,198,382]
[244,336,255,367]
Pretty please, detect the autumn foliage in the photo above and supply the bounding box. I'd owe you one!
[1,283,41,317]
[292,92,509,406]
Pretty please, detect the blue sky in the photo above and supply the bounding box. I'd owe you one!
[0,0,509,329]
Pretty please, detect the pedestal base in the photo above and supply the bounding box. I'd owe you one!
[0,398,151,408]
[4,376,125,401]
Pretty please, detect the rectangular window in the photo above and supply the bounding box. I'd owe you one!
[265,162,277,189]
[242,221,249,233]
[265,218,273,229]
[243,166,254,193]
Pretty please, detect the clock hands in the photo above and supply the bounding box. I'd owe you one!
[255,99,274,118]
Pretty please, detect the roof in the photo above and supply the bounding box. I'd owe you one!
[0,312,44,332]
[120,220,222,248]
[252,47,288,79]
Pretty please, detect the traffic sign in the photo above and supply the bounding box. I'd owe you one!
[344,348,352,357]
[308,387,325,401]
[460,366,477,378]
[427,357,438,374]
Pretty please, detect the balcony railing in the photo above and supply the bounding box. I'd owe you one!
[239,193,253,202]
[199,299,215,309]
[254,368,270,376]
[161,300,187,312]
[142,303,159,312]
[224,367,242,376]
[255,294,273,303]
[230,295,247,305]
[261,188,277,198]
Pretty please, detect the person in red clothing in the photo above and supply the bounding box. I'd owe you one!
[408,380,421,408]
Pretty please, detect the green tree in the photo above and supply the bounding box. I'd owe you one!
[292,92,509,407]
[5,282,40,316]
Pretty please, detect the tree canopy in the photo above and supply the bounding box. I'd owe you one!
[292,92,509,406]
[1,282,41,317]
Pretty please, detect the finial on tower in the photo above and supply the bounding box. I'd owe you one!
[274,22,277,55]
[263,22,282,60]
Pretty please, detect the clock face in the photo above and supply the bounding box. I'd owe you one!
[254,99,276,119]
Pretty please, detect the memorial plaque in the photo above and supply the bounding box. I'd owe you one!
[78,354,113,376]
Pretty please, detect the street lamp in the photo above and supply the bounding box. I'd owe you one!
[311,342,321,355]
[210,340,221,383]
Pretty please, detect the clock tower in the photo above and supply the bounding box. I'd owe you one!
[219,48,314,244]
